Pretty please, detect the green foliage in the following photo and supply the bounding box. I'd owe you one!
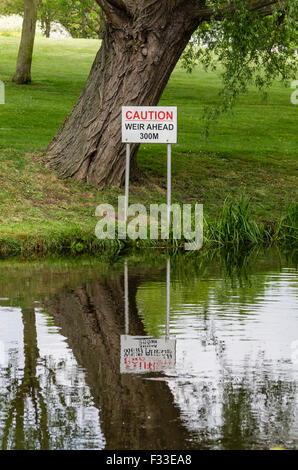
[0,237,21,257]
[38,0,103,39]
[182,0,298,126]
[273,203,298,246]
[0,0,103,38]
[204,198,297,249]
[0,0,23,16]
[205,195,264,246]
[56,0,104,39]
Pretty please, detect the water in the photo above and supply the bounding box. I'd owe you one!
[0,251,297,450]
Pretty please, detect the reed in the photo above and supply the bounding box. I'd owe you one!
[205,196,265,247]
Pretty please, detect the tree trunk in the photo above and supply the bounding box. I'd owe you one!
[81,15,88,38]
[46,2,201,189]
[12,0,37,84]
[45,17,51,38]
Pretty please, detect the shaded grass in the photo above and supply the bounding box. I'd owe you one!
[0,37,297,258]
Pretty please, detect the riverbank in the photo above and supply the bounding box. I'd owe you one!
[0,37,297,258]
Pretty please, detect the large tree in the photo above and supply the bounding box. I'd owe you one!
[46,0,297,189]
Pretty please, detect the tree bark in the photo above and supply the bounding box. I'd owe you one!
[12,0,37,84]
[46,1,202,189]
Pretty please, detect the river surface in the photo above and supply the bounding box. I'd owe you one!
[0,250,297,450]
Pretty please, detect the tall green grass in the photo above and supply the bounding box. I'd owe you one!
[205,196,264,246]
[205,197,297,248]
[273,203,298,246]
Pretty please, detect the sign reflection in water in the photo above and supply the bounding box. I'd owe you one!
[120,336,176,374]
[120,259,176,374]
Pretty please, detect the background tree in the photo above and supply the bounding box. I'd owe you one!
[38,0,60,37]
[12,0,37,84]
[46,0,297,189]
[57,0,104,39]
[4,0,103,84]
[38,0,103,39]
[0,308,50,449]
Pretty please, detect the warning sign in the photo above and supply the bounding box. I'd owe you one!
[122,106,177,144]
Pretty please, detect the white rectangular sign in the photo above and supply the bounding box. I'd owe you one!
[122,106,177,144]
[120,335,176,374]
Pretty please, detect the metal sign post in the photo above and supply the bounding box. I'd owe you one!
[166,258,170,339]
[167,144,171,227]
[123,258,171,339]
[122,106,177,228]
[124,260,129,335]
[125,144,130,224]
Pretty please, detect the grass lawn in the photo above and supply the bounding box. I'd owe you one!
[0,36,297,255]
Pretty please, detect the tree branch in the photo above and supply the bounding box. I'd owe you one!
[98,0,200,21]
[188,0,288,22]
[98,0,127,10]
[96,0,129,25]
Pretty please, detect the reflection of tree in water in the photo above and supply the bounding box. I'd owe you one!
[220,361,297,450]
[44,275,195,450]
[0,308,103,450]
[171,336,297,449]
[0,308,49,450]
[37,354,103,450]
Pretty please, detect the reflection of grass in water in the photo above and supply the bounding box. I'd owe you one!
[135,246,297,338]
[0,245,295,323]
[136,292,298,449]
[40,311,56,330]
